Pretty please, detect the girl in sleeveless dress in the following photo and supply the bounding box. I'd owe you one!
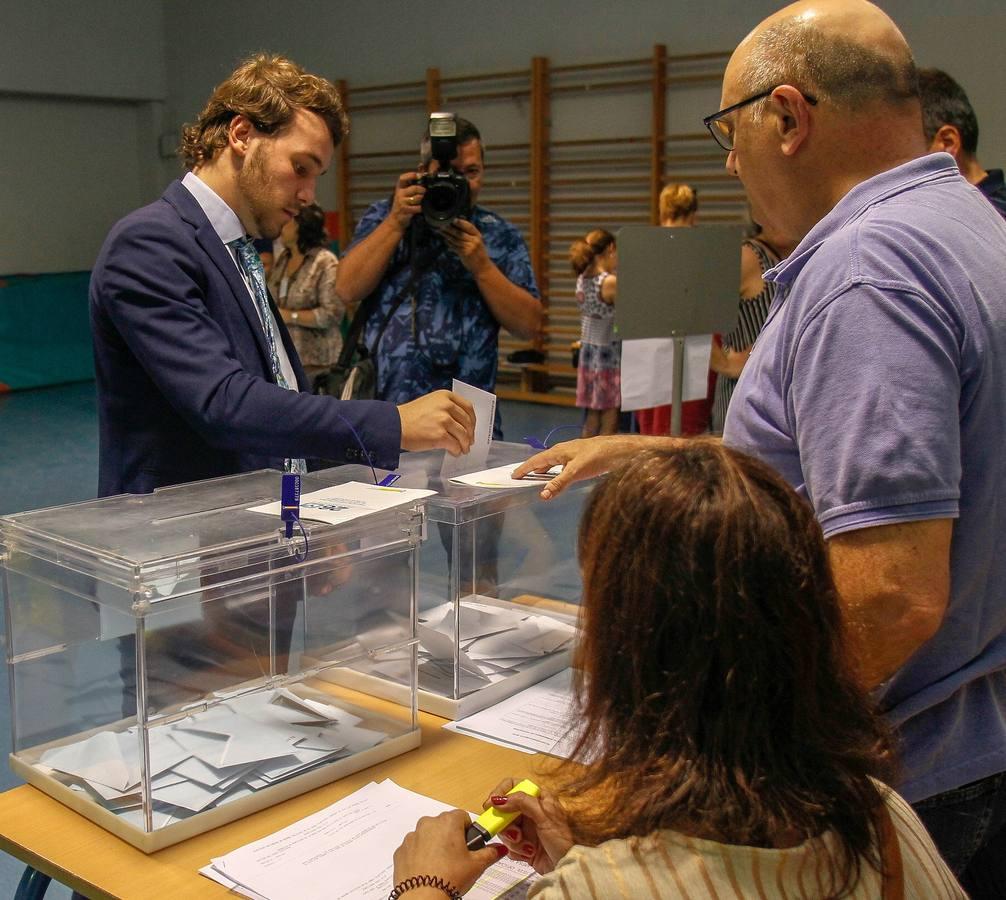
[570,229,620,436]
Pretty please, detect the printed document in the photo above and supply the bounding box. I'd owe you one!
[248,482,435,526]
[200,778,537,899]
[446,668,580,758]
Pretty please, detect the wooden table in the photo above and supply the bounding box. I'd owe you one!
[0,711,546,899]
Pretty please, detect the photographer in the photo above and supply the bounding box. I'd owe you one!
[337,116,541,433]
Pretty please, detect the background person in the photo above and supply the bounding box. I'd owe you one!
[268,202,344,389]
[336,116,541,437]
[708,217,795,432]
[919,67,1006,219]
[570,229,620,437]
[634,183,709,436]
[393,444,963,899]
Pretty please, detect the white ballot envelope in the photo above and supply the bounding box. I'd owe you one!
[440,379,497,479]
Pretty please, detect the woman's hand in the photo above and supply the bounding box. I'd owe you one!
[483,780,574,875]
[393,810,508,895]
[511,435,672,500]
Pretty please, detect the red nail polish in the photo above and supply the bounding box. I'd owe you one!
[490,795,508,805]
[522,843,536,856]
[494,845,509,859]
[503,827,520,840]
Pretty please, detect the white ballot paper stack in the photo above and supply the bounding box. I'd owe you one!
[201,778,538,900]
[446,668,580,758]
[417,598,578,697]
[38,686,392,829]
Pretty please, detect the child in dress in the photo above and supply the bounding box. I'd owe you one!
[570,229,619,436]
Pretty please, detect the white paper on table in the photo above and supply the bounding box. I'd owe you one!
[200,864,271,900]
[450,463,562,490]
[200,779,535,900]
[440,379,497,478]
[619,336,713,411]
[248,482,435,526]
[446,669,580,758]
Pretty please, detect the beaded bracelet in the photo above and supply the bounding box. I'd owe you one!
[388,874,462,899]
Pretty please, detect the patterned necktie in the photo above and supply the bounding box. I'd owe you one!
[230,237,306,475]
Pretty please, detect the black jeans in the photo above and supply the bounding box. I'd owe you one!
[912,770,1006,898]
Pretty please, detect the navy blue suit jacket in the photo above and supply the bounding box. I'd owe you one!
[90,180,401,497]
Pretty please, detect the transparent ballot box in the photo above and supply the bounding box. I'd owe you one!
[0,469,422,852]
[366,441,594,719]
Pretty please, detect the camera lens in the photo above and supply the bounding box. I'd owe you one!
[421,171,470,225]
[426,183,457,217]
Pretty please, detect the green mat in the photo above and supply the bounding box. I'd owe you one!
[0,272,94,391]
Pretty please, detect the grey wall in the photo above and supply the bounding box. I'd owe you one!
[3,0,1004,273]
[0,1,167,273]
[159,0,1006,158]
[0,1,166,100]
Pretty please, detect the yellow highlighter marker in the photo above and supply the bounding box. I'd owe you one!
[465,779,540,850]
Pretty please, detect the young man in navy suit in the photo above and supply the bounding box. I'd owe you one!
[90,56,478,703]
[90,53,475,498]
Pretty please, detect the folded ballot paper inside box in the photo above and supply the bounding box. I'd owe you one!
[416,597,577,696]
[37,685,394,822]
[1,467,424,852]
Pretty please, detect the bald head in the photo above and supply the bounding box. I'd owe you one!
[731,0,918,113]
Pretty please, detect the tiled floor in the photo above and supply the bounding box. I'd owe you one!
[0,381,580,896]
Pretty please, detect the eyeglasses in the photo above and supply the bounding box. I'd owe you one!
[703,86,818,152]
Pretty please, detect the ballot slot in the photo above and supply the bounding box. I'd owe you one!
[1,467,425,852]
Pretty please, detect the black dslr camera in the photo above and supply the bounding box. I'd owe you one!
[418,112,471,225]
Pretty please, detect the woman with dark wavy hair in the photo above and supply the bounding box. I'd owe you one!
[391,443,962,899]
[268,203,343,388]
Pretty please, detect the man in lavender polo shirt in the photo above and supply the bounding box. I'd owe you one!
[512,1,1006,891]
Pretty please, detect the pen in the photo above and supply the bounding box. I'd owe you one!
[465,779,540,850]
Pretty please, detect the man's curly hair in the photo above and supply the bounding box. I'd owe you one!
[179,53,348,170]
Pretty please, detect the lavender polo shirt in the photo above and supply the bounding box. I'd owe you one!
[724,154,1006,803]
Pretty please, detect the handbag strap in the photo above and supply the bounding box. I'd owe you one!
[876,799,904,900]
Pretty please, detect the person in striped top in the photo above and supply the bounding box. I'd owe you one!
[709,221,795,432]
[392,443,962,899]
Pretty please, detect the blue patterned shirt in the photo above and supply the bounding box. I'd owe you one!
[347,200,539,405]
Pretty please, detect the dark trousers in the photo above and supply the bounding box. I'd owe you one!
[912,770,1006,899]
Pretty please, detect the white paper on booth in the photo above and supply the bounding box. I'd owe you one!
[440,379,497,478]
[450,463,562,490]
[619,336,713,411]
[248,482,435,526]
